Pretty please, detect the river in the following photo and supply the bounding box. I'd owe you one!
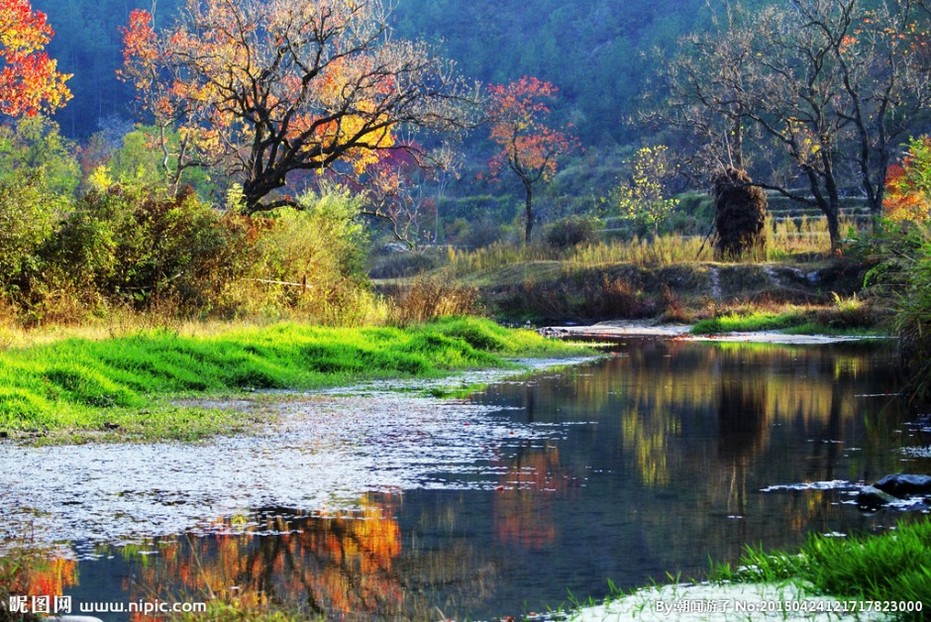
[1,338,928,620]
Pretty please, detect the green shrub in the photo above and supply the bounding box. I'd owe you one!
[0,116,80,197]
[545,215,598,251]
[0,176,63,293]
[41,185,249,318]
[226,189,384,325]
[856,222,931,397]
[893,230,931,397]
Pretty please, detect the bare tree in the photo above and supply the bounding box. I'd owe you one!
[356,143,459,247]
[652,0,931,250]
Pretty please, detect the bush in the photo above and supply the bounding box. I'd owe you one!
[0,175,64,294]
[0,116,80,197]
[0,176,387,326]
[388,278,480,325]
[221,189,385,325]
[858,222,931,397]
[893,232,931,397]
[41,185,249,318]
[544,215,598,251]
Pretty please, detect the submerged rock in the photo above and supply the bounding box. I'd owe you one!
[856,485,901,511]
[857,474,931,512]
[874,473,931,498]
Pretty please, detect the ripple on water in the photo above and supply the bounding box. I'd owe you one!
[0,393,574,548]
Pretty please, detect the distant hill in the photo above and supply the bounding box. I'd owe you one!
[391,0,709,145]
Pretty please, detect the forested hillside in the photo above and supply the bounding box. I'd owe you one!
[393,0,709,145]
[35,0,708,144]
[32,0,183,136]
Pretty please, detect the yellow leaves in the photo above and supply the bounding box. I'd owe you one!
[118,0,464,208]
[617,144,679,233]
[87,164,114,191]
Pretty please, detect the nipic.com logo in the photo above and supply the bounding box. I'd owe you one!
[8,595,207,617]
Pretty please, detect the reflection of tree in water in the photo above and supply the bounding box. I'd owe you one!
[128,498,407,619]
[717,377,768,463]
[117,495,496,620]
[494,443,567,550]
[717,377,768,518]
[2,552,77,601]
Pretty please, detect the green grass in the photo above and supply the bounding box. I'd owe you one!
[712,519,931,620]
[692,311,808,334]
[692,311,885,337]
[0,317,587,441]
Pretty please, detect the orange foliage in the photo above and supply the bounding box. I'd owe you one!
[5,553,78,599]
[128,497,403,619]
[487,77,574,182]
[0,0,71,116]
[884,139,931,222]
[25,557,78,596]
[118,0,467,210]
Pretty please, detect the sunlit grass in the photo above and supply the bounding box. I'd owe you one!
[692,311,806,334]
[692,294,884,336]
[0,317,587,440]
[440,215,864,279]
[712,519,931,619]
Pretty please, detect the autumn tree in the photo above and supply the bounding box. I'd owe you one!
[884,136,931,221]
[0,0,71,117]
[120,0,476,214]
[656,0,931,250]
[357,141,460,247]
[487,77,575,243]
[616,145,680,237]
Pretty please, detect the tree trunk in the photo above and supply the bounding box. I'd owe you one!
[523,178,534,244]
[825,202,841,253]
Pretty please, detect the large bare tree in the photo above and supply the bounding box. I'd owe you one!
[653,0,931,250]
[120,0,477,214]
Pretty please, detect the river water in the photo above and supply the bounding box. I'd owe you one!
[2,339,929,620]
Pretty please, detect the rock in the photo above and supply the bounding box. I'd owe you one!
[856,485,900,511]
[874,474,931,498]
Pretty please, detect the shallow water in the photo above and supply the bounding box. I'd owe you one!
[2,340,929,620]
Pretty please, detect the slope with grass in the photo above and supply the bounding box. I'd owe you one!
[0,317,586,441]
[386,246,877,327]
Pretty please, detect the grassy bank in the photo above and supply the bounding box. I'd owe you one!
[0,317,585,441]
[563,519,930,620]
[384,243,877,325]
[688,292,886,336]
[713,519,931,619]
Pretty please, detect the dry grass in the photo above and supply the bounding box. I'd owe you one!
[386,278,481,325]
[440,215,864,279]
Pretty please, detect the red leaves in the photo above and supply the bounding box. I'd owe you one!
[486,76,575,182]
[0,0,71,116]
[121,9,157,65]
[884,137,931,222]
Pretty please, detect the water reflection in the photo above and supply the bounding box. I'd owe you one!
[127,498,405,618]
[5,340,926,620]
[4,554,78,602]
[494,443,565,550]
